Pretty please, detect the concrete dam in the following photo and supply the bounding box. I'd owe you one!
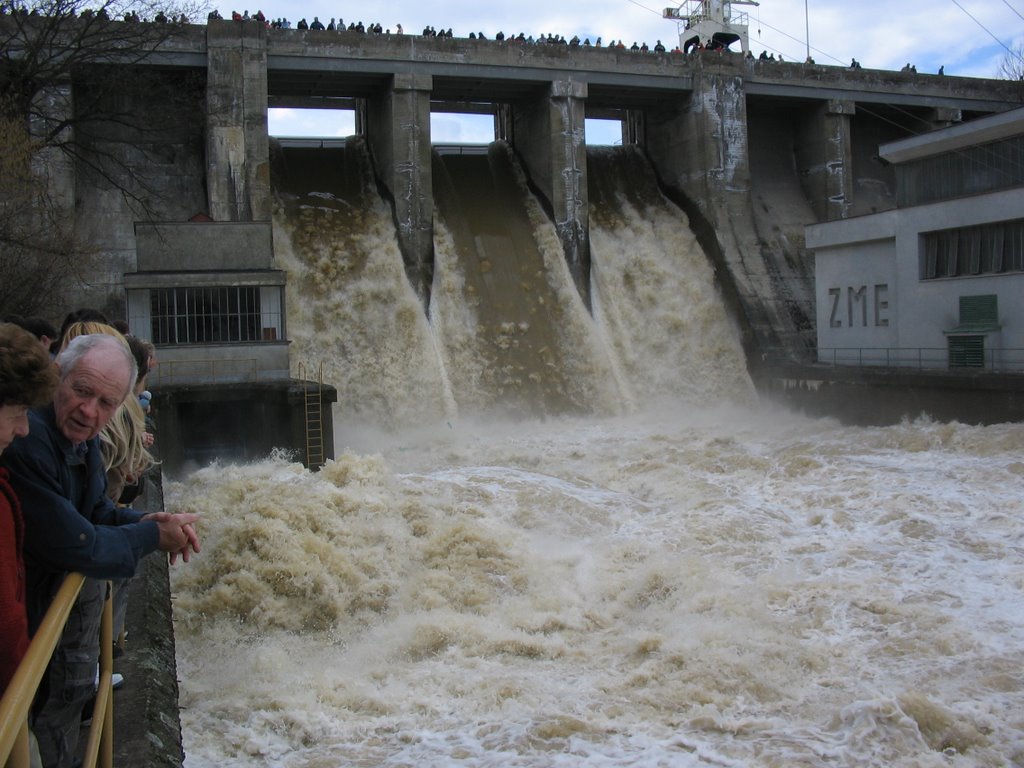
[33,19,1022,441]
[12,19,1024,765]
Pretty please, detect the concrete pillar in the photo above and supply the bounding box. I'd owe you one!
[644,65,824,360]
[494,103,513,143]
[365,73,434,305]
[645,70,772,357]
[798,99,854,222]
[352,98,368,137]
[205,20,271,222]
[512,79,590,307]
[624,109,644,146]
[646,73,750,225]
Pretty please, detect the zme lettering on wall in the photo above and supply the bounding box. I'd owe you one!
[828,284,889,328]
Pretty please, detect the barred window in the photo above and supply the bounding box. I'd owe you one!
[921,219,1024,279]
[149,286,282,345]
[897,135,1024,207]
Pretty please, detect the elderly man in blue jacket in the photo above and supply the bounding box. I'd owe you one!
[1,332,200,768]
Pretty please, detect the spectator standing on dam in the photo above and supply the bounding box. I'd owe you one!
[0,323,59,689]
[1,315,58,352]
[56,323,158,654]
[1,333,201,768]
[107,334,160,652]
[0,323,59,767]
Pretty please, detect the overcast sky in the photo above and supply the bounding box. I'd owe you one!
[239,0,1023,141]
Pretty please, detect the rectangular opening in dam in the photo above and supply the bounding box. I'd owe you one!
[430,113,494,143]
[268,110,622,146]
[269,108,355,138]
[585,118,623,146]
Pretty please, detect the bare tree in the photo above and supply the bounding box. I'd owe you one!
[997,45,1024,80]
[0,0,207,316]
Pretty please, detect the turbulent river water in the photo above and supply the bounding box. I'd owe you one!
[168,141,1024,767]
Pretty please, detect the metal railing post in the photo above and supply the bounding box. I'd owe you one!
[0,574,115,768]
[81,583,114,768]
[0,574,85,766]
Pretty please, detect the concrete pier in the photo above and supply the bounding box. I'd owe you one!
[513,79,591,305]
[206,21,272,221]
[365,73,435,303]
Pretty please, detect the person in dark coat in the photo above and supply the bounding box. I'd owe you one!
[1,333,200,768]
[0,323,58,690]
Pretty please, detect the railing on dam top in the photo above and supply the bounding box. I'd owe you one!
[0,574,115,768]
[816,347,1024,372]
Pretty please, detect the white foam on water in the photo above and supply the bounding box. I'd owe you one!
[171,408,1024,767]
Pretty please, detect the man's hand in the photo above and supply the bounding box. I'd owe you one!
[143,511,201,564]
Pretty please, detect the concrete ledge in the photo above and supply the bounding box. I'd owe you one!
[134,221,274,271]
[112,551,184,768]
[752,363,1024,425]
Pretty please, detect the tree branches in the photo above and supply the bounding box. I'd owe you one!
[997,45,1024,81]
[0,0,208,315]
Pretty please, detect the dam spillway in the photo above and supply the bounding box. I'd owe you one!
[270,137,752,427]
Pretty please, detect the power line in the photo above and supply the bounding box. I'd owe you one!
[1001,0,1024,23]
[949,0,1018,58]
[629,1,1023,178]
[624,0,665,17]
[749,13,845,66]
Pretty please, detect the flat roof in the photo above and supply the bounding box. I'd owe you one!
[879,105,1024,164]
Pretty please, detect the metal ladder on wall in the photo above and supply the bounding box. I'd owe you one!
[297,361,325,470]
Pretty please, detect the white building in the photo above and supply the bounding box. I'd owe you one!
[806,106,1024,371]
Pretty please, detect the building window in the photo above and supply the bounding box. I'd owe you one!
[921,219,1024,279]
[898,135,1024,207]
[148,286,283,345]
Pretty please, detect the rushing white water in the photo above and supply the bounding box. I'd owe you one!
[272,140,455,428]
[588,146,753,406]
[170,411,1024,767]
[170,144,1024,766]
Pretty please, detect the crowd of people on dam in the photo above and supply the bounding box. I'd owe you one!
[0,3,952,74]
[212,9,685,52]
[0,309,197,768]
[204,8,951,73]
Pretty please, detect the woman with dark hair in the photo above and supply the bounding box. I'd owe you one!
[0,322,58,690]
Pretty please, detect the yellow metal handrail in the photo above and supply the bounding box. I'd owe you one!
[0,573,114,768]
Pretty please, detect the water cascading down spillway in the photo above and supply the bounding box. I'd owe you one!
[271,136,752,432]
